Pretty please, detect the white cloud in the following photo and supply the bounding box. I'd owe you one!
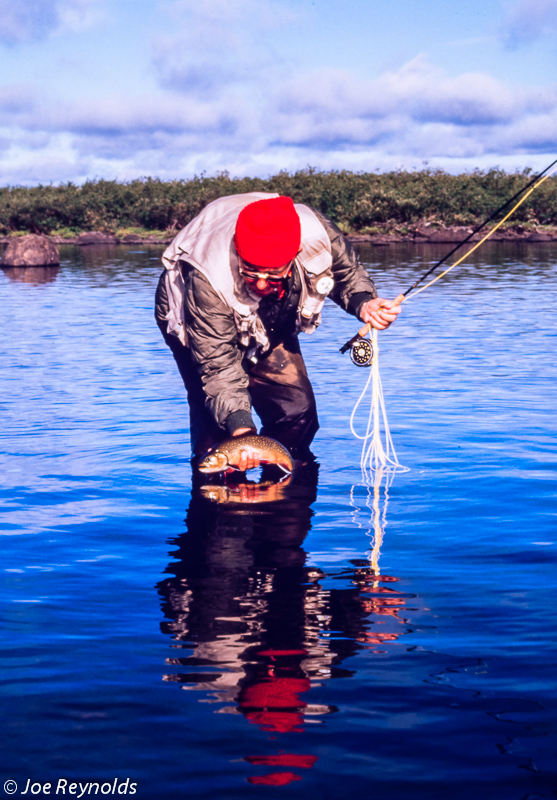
[1,52,557,185]
[493,109,557,152]
[275,56,557,135]
[25,91,256,146]
[0,0,104,45]
[500,0,557,44]
[153,0,297,97]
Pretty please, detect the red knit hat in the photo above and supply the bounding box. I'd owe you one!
[234,196,301,269]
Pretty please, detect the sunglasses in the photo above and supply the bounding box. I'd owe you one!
[238,260,293,283]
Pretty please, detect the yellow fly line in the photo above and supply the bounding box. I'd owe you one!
[349,164,557,482]
[404,170,556,303]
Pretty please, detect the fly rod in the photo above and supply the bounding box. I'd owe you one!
[340,156,557,356]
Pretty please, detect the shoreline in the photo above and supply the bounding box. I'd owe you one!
[346,224,557,245]
[1,224,557,249]
[0,232,173,247]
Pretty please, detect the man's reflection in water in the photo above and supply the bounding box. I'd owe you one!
[157,465,411,786]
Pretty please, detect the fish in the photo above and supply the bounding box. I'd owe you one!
[197,434,293,474]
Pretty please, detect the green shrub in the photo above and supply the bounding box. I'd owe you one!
[0,168,555,234]
[50,226,81,238]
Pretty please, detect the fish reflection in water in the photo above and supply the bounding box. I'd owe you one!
[199,473,292,505]
[157,465,412,786]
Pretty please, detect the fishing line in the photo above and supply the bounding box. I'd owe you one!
[344,157,557,479]
[405,166,557,303]
[349,328,409,478]
[401,156,557,299]
[341,156,557,354]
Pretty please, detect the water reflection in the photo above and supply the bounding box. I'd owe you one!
[350,467,395,573]
[2,265,60,284]
[158,467,413,786]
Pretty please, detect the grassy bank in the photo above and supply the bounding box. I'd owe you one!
[1,168,556,236]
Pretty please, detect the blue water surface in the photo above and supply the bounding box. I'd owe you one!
[1,242,556,799]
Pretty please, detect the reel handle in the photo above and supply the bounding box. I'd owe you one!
[356,293,405,339]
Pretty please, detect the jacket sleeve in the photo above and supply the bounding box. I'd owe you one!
[312,209,377,318]
[183,269,256,434]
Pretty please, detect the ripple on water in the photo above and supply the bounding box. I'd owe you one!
[1,243,556,797]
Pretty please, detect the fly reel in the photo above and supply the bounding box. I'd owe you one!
[350,337,374,367]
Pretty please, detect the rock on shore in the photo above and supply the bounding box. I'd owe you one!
[347,224,557,245]
[2,234,59,266]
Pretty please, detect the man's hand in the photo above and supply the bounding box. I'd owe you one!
[359,297,401,330]
[232,427,260,471]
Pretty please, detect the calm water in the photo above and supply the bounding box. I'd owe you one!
[1,243,556,799]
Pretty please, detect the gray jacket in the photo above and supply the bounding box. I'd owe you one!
[155,208,376,433]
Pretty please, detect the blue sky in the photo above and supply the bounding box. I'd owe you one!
[0,0,556,185]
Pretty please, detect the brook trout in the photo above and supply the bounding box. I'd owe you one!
[198,434,293,474]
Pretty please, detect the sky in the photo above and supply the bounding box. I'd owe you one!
[0,0,556,185]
